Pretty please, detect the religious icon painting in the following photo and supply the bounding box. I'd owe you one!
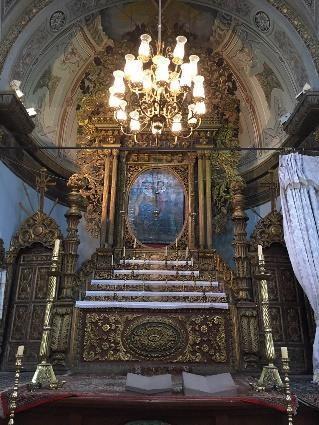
[128,169,185,246]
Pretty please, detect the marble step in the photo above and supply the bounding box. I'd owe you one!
[75,300,229,310]
[91,279,218,288]
[114,269,200,276]
[86,290,226,297]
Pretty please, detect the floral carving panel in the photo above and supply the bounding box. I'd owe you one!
[82,311,230,363]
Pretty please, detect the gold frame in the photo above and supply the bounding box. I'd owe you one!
[124,164,189,250]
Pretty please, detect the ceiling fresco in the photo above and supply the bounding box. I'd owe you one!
[0,0,318,175]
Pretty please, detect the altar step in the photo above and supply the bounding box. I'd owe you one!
[120,259,191,266]
[77,256,227,311]
[84,290,227,303]
[91,279,218,289]
[114,269,200,276]
[75,300,229,309]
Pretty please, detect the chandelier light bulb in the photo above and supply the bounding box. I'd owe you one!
[115,108,127,122]
[173,36,187,65]
[119,99,127,110]
[172,114,182,133]
[124,54,135,80]
[188,104,197,126]
[170,76,181,94]
[189,55,199,79]
[129,110,141,132]
[180,63,192,88]
[130,59,144,85]
[112,70,125,96]
[138,34,152,62]
[142,69,153,91]
[108,88,122,108]
[155,56,170,83]
[194,100,206,116]
[193,75,205,99]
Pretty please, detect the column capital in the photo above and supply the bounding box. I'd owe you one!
[112,148,120,158]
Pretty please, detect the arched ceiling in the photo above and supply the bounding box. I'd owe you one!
[0,0,318,178]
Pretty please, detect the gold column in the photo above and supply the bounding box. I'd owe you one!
[108,149,119,247]
[188,154,196,249]
[198,153,206,249]
[100,152,111,248]
[205,152,213,249]
[51,177,84,367]
[231,180,251,301]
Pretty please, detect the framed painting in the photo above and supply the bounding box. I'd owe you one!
[127,169,185,245]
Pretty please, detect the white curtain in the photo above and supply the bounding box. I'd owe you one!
[279,153,319,383]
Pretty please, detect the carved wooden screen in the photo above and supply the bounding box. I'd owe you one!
[255,243,313,373]
[2,245,52,370]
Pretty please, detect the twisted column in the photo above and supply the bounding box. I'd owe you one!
[198,153,206,249]
[205,152,213,249]
[100,151,111,248]
[108,149,119,247]
[188,154,196,249]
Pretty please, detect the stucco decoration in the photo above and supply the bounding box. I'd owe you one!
[0,0,317,175]
[49,10,67,32]
[254,11,271,33]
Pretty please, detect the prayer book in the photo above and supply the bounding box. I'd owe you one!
[182,372,238,396]
[125,373,172,394]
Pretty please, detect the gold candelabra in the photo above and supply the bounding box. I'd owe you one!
[8,346,24,425]
[256,245,283,391]
[281,347,294,425]
[30,239,64,390]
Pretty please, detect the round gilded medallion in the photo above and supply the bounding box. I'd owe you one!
[32,225,44,236]
[123,318,186,360]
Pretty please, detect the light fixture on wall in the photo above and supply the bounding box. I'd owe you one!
[26,107,37,117]
[10,80,24,99]
[108,0,206,141]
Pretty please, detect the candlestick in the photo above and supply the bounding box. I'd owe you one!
[111,254,114,267]
[255,252,283,391]
[175,238,178,249]
[17,345,24,356]
[186,246,189,259]
[257,244,264,260]
[8,346,24,425]
[281,346,288,359]
[134,238,137,249]
[281,347,294,425]
[165,246,168,256]
[123,246,126,258]
[31,239,64,389]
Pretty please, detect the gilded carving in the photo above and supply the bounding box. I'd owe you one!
[122,317,187,360]
[50,306,73,364]
[82,312,229,363]
[7,211,62,264]
[16,267,33,300]
[250,210,284,249]
[240,310,259,353]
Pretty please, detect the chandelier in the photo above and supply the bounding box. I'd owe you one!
[108,0,206,140]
